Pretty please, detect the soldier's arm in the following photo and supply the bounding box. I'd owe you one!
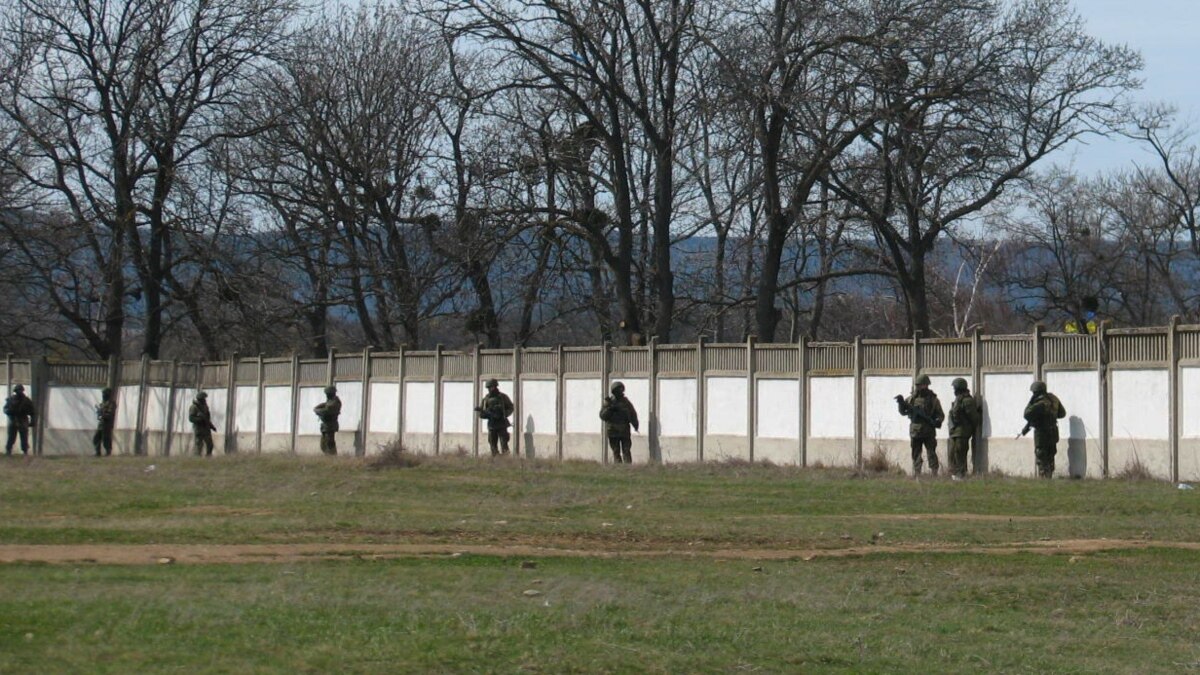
[502,395,514,417]
[629,402,639,431]
[932,398,945,427]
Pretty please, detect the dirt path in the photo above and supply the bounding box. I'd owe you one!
[0,539,1198,565]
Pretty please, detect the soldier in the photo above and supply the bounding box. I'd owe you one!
[188,391,217,456]
[313,385,342,455]
[4,384,35,456]
[475,379,513,455]
[1022,380,1066,478]
[599,381,639,464]
[93,387,116,456]
[947,378,981,480]
[895,374,945,476]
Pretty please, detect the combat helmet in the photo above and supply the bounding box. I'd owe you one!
[914,374,931,386]
[951,377,968,391]
[610,381,625,394]
[1030,380,1046,394]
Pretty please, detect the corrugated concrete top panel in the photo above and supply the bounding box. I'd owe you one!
[920,340,970,370]
[980,336,1031,368]
[755,345,798,374]
[119,360,142,385]
[657,346,695,373]
[441,352,474,378]
[235,360,259,383]
[521,349,558,375]
[199,363,228,387]
[370,355,400,379]
[563,347,602,374]
[334,355,362,380]
[611,347,649,374]
[1108,332,1166,364]
[479,351,513,376]
[705,345,746,373]
[46,361,106,385]
[1181,329,1200,362]
[862,341,910,371]
[262,359,292,385]
[1044,334,1098,366]
[807,343,853,373]
[297,360,327,385]
[405,353,436,378]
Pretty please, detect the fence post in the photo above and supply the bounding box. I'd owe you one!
[326,348,336,388]
[853,335,863,468]
[746,335,756,463]
[648,338,658,463]
[912,331,922,381]
[288,354,299,454]
[33,356,47,456]
[556,344,565,461]
[1097,323,1109,477]
[164,360,179,456]
[225,354,237,455]
[1168,316,1180,483]
[600,342,610,463]
[511,344,522,458]
[397,345,406,446]
[1032,323,1044,382]
[471,344,481,457]
[696,336,706,462]
[434,344,444,454]
[134,353,150,456]
[798,336,808,467]
[255,355,265,455]
[359,347,372,457]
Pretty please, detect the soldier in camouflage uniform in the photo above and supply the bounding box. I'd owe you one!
[599,381,639,464]
[188,391,217,456]
[1023,380,1066,478]
[313,385,342,455]
[895,374,945,476]
[4,384,35,456]
[93,387,116,456]
[475,378,513,455]
[947,378,981,479]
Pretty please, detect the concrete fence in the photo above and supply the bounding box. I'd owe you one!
[5,319,1200,480]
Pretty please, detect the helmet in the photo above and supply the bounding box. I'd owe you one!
[324,385,337,395]
[1030,380,1046,394]
[485,378,499,389]
[951,377,967,391]
[914,374,931,386]
[12,384,23,393]
[196,391,207,399]
[610,381,625,394]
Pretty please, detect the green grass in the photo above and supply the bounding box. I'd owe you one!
[1,454,1198,672]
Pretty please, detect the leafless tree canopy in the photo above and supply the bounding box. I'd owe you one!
[2,0,1187,359]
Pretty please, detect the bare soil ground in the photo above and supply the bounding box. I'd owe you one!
[2,537,1197,565]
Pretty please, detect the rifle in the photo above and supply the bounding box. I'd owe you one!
[895,394,941,428]
[1016,423,1032,439]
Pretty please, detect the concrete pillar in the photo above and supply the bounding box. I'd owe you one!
[556,345,565,461]
[225,354,238,454]
[746,335,756,463]
[648,338,658,463]
[471,345,481,457]
[434,344,444,455]
[601,342,610,463]
[255,354,265,455]
[798,336,808,467]
[1169,316,1180,483]
[134,353,150,456]
[288,354,300,454]
[511,345,522,458]
[164,360,179,456]
[359,347,372,457]
[397,345,407,444]
[853,335,863,468]
[1097,322,1109,477]
[696,336,706,462]
[971,329,983,474]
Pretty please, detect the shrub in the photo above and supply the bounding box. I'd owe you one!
[368,438,422,470]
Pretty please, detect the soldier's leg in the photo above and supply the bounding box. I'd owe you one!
[608,436,622,463]
[19,426,29,454]
[498,429,510,454]
[910,438,924,474]
[92,428,102,456]
[620,438,632,464]
[926,437,940,476]
[194,433,204,456]
[950,438,968,477]
[1036,444,1055,478]
[487,429,498,455]
[5,425,16,454]
[203,433,214,456]
[103,428,113,455]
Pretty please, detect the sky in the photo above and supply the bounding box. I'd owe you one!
[1053,0,1200,174]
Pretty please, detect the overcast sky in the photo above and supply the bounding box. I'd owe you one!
[1052,0,1200,174]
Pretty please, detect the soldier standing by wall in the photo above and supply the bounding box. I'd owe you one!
[314,385,342,455]
[1022,381,1066,478]
[895,374,945,477]
[475,379,513,455]
[4,384,35,456]
[599,381,639,464]
[947,378,981,480]
[93,387,116,456]
[189,391,217,456]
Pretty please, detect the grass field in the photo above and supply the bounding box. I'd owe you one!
[1,454,1198,672]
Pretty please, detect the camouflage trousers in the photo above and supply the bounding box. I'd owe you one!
[93,426,113,456]
[487,428,510,455]
[911,436,939,475]
[194,430,214,456]
[6,424,29,455]
[1035,443,1056,478]
[320,431,337,456]
[948,436,971,477]
[608,436,632,464]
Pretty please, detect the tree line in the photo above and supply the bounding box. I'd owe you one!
[0,0,1192,360]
